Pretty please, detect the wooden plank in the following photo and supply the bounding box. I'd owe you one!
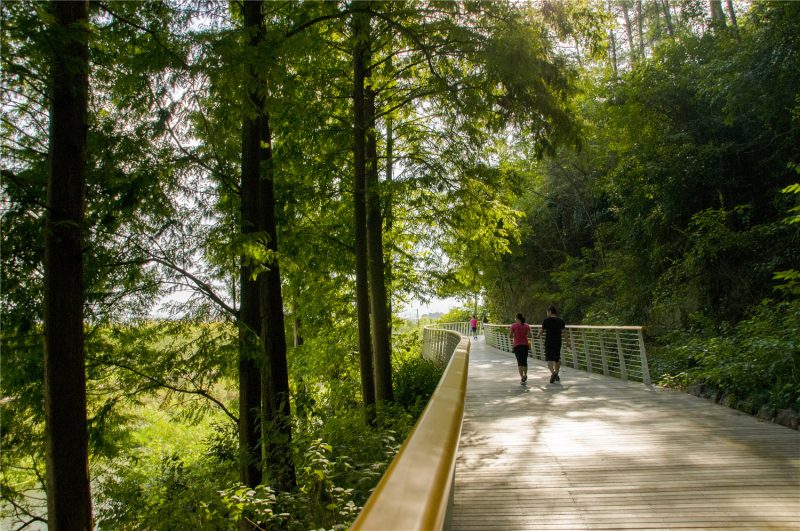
[452,338,800,530]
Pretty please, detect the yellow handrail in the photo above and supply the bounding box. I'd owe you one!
[351,331,470,531]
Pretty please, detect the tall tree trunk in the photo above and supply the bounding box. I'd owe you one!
[238,224,262,489]
[44,1,92,528]
[292,297,303,347]
[662,0,674,38]
[241,0,295,493]
[608,3,619,77]
[636,0,645,60]
[366,85,393,403]
[385,115,393,338]
[621,1,636,66]
[725,0,738,36]
[609,27,618,76]
[352,5,377,425]
[709,0,726,27]
[652,0,661,41]
[257,113,296,491]
[239,0,264,490]
[573,36,583,68]
[243,2,295,491]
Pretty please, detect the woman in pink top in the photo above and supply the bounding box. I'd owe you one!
[470,315,478,339]
[509,313,531,384]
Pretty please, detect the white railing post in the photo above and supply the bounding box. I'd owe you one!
[599,330,609,376]
[568,328,578,368]
[582,330,592,373]
[637,328,651,385]
[615,329,627,381]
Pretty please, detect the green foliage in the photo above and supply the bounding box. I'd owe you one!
[97,452,232,530]
[655,299,800,416]
[89,357,417,530]
[485,2,799,322]
[477,2,800,422]
[203,433,394,531]
[89,327,437,530]
[436,306,474,323]
[774,164,800,295]
[93,398,237,530]
[392,355,445,419]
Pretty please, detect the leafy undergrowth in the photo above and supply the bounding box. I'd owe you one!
[651,299,800,423]
[93,333,445,530]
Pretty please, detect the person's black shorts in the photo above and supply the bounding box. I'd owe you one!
[545,348,561,362]
[513,345,529,366]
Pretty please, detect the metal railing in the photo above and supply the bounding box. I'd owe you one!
[352,324,470,530]
[428,321,481,338]
[484,323,651,385]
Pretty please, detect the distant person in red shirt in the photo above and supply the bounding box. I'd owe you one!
[470,315,478,339]
[509,313,531,385]
[537,305,568,384]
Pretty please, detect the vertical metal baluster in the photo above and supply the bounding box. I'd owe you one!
[638,328,651,385]
[600,330,609,376]
[615,329,627,380]
[569,328,578,369]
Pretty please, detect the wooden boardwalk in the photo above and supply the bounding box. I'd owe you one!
[452,338,800,530]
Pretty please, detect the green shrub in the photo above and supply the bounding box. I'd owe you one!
[653,299,800,417]
[392,355,445,419]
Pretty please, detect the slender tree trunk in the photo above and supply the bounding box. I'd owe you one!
[237,280,262,489]
[244,3,295,491]
[239,0,264,490]
[366,84,393,403]
[385,116,393,339]
[652,0,661,40]
[725,0,738,36]
[573,36,583,68]
[662,0,674,38]
[609,27,618,76]
[709,0,726,27]
[636,0,645,60]
[621,1,636,66]
[44,2,92,528]
[292,297,303,347]
[352,5,377,425]
[608,3,619,77]
[242,0,295,493]
[257,112,296,491]
[238,260,262,489]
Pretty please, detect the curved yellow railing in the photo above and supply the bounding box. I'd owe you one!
[351,326,470,531]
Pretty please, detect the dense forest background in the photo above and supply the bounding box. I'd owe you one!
[1,1,798,529]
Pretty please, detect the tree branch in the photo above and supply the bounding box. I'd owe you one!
[149,256,238,317]
[284,10,351,41]
[1,169,48,210]
[96,2,190,69]
[112,360,239,425]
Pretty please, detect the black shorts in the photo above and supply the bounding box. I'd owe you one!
[545,348,561,362]
[513,345,530,366]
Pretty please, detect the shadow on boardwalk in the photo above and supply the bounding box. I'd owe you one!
[452,338,800,530]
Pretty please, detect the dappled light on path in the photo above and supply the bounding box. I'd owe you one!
[452,337,800,530]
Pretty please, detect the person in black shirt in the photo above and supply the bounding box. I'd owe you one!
[537,305,568,383]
